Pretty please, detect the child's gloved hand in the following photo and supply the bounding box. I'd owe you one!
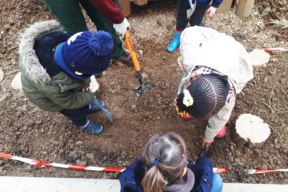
[206,7,217,17]
[113,18,130,39]
[202,135,214,148]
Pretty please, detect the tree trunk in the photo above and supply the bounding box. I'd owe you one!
[232,114,270,148]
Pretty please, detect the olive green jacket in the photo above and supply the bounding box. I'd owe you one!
[18,20,94,112]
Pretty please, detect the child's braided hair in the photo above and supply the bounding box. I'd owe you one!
[175,73,229,119]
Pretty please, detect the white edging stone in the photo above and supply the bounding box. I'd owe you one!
[0,177,288,192]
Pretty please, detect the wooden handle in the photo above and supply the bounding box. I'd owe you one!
[124,30,141,72]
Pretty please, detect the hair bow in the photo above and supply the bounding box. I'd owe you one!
[151,158,160,167]
[183,89,194,107]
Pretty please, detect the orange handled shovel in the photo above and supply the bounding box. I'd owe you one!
[125,30,152,97]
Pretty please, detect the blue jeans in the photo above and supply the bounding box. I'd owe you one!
[59,105,89,126]
[176,0,209,31]
[211,173,223,192]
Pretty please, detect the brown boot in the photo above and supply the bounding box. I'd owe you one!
[115,51,133,67]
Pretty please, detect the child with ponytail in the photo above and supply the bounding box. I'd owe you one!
[175,26,253,148]
[119,132,223,192]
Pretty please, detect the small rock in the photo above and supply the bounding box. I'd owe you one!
[143,112,151,118]
[86,153,94,159]
[139,50,143,55]
[22,126,28,131]
[42,151,47,155]
[15,132,22,136]
[76,141,83,145]
[59,150,64,155]
[36,120,42,125]
[0,69,4,82]
[76,159,87,166]
[0,161,3,166]
[234,158,244,166]
[53,141,59,146]
[17,105,27,112]
[40,129,45,133]
[11,72,22,90]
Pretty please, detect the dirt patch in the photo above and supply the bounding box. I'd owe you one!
[0,0,288,184]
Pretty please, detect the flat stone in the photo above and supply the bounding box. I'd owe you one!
[86,153,94,159]
[249,50,270,66]
[76,159,87,166]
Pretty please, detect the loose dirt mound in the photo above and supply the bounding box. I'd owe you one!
[0,0,288,184]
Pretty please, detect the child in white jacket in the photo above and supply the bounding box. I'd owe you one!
[175,26,253,148]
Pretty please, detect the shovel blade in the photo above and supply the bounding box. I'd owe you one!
[200,147,209,157]
[134,81,152,98]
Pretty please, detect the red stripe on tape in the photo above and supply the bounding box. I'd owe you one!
[68,165,89,170]
[102,168,125,172]
[31,160,53,167]
[215,168,227,173]
[255,169,276,173]
[0,153,14,159]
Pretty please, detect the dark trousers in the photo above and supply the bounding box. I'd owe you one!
[43,0,124,59]
[59,105,89,126]
[176,0,209,31]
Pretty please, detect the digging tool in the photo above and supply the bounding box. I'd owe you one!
[200,147,209,157]
[164,72,188,116]
[94,98,113,123]
[85,88,113,123]
[124,30,152,97]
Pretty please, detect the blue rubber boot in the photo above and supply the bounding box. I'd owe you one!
[167,29,183,52]
[85,101,105,114]
[78,119,103,135]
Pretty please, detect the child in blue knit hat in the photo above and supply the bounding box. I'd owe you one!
[18,20,114,135]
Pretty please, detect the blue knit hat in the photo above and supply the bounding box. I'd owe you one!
[55,31,113,80]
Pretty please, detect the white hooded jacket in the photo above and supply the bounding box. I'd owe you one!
[179,26,253,139]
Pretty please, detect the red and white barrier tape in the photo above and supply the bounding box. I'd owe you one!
[256,47,288,52]
[0,152,227,173]
[0,152,124,172]
[245,169,288,174]
[213,168,227,173]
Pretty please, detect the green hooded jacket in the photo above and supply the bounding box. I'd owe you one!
[18,20,94,112]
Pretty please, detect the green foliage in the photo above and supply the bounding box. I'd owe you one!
[242,9,259,22]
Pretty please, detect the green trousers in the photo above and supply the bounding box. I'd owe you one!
[44,0,124,59]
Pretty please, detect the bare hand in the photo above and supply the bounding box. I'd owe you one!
[182,63,187,72]
[202,135,214,148]
[206,7,217,17]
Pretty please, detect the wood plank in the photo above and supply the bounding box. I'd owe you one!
[134,0,148,6]
[119,0,131,17]
[217,0,233,13]
[236,0,254,17]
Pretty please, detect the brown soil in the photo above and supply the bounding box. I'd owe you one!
[1,0,288,184]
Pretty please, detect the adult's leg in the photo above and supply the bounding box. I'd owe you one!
[211,173,223,192]
[189,5,209,27]
[43,0,88,34]
[167,0,188,52]
[59,105,89,126]
[79,0,124,59]
[176,0,190,31]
